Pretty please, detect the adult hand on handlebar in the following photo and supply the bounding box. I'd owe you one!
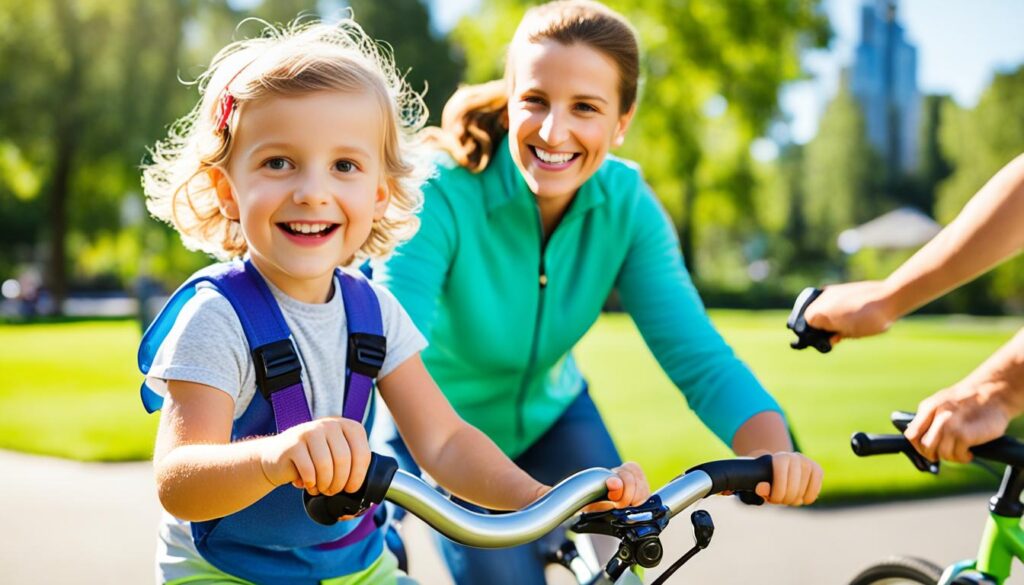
[904,380,1023,464]
[580,461,651,513]
[746,452,823,506]
[803,281,899,343]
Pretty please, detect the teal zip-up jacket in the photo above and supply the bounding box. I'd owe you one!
[378,137,781,458]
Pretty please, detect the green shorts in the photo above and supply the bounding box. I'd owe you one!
[164,549,415,585]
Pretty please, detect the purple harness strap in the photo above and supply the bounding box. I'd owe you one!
[339,271,384,422]
[214,261,314,431]
[213,261,385,550]
[270,383,313,433]
[316,270,386,551]
[314,504,380,550]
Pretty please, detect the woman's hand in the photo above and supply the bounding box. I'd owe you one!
[583,461,650,512]
[748,452,823,506]
[804,280,900,343]
[260,417,372,500]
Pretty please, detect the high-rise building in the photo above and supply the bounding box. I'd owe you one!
[848,0,920,174]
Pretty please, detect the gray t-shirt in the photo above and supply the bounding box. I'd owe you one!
[147,271,426,420]
[146,269,427,582]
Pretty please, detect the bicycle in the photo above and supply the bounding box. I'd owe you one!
[303,452,776,584]
[787,287,1024,585]
[848,411,1024,585]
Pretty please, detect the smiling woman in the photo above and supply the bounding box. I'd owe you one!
[376,1,823,584]
[507,40,635,235]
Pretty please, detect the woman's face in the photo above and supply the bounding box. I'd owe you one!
[506,40,635,208]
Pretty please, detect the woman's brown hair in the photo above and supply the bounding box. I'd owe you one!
[425,0,639,173]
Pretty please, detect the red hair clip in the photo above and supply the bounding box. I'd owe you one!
[216,93,236,132]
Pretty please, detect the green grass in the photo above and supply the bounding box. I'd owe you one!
[1,312,1020,502]
[580,311,1022,503]
[0,319,158,461]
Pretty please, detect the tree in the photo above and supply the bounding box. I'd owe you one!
[934,66,1024,312]
[350,0,465,125]
[907,94,953,216]
[0,0,199,309]
[801,76,881,257]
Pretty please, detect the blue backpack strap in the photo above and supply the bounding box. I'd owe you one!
[137,260,313,432]
[338,269,386,422]
[138,262,241,413]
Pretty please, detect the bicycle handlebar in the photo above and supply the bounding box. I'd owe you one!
[305,453,773,548]
[852,411,1024,470]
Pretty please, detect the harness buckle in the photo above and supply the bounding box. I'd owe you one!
[348,333,386,378]
[252,339,303,399]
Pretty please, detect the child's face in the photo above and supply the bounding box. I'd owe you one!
[506,40,635,209]
[214,89,388,302]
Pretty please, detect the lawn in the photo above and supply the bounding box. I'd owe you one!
[1,312,1020,502]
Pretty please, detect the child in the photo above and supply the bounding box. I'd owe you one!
[139,19,648,585]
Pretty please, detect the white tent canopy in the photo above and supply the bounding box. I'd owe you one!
[837,206,942,254]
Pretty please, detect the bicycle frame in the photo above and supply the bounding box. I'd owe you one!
[939,513,1024,585]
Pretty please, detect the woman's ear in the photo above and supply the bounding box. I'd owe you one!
[612,103,637,148]
[208,167,239,220]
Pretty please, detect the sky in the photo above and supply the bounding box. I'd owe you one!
[778,0,1024,144]
[428,0,1024,146]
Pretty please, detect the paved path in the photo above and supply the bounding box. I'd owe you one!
[2,449,1020,584]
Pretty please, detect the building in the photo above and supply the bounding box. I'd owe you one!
[848,0,920,174]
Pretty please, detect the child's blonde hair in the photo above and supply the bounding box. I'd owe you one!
[143,18,428,262]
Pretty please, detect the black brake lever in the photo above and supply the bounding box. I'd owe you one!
[786,287,834,353]
[890,411,940,474]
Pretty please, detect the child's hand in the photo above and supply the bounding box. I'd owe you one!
[751,452,823,506]
[260,417,371,500]
[584,461,650,512]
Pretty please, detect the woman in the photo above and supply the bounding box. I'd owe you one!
[377,1,823,583]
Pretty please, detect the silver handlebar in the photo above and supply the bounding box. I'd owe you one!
[384,467,716,548]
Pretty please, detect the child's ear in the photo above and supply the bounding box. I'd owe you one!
[208,167,239,220]
[373,181,391,220]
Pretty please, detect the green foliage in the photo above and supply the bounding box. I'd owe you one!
[934,66,1024,312]
[616,0,829,281]
[0,0,467,294]
[911,94,953,216]
[350,0,465,125]
[801,77,881,256]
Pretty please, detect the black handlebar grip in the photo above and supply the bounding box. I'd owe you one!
[850,432,908,457]
[786,287,834,354]
[686,454,774,495]
[304,453,399,526]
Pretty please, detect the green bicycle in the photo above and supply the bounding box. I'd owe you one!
[849,411,1024,585]
[786,288,1024,584]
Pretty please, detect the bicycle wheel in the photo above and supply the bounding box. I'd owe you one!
[849,556,943,585]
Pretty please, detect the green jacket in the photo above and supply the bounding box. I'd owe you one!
[378,137,781,458]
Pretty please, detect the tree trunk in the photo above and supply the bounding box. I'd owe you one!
[46,132,75,311]
[47,0,84,314]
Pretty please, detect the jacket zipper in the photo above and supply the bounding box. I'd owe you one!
[514,210,550,444]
